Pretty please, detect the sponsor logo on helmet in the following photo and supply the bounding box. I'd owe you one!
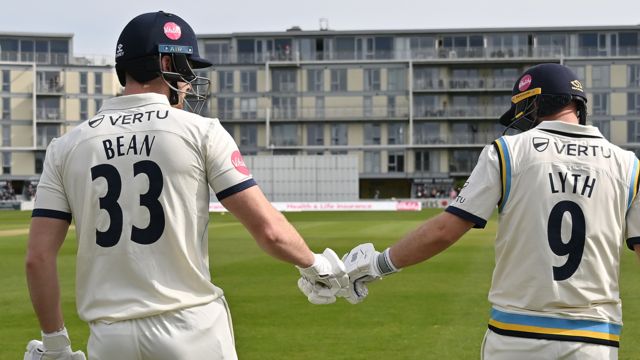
[115,44,124,58]
[518,74,532,92]
[231,150,250,175]
[570,80,584,92]
[533,137,549,152]
[163,22,182,40]
[89,115,105,128]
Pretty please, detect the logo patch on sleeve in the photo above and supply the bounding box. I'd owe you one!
[231,150,250,175]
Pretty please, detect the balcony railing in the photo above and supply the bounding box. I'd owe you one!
[414,77,514,91]
[36,81,64,93]
[414,106,504,118]
[35,108,64,121]
[414,132,501,145]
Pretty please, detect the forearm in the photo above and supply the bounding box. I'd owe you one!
[253,212,315,268]
[389,212,474,269]
[26,255,63,333]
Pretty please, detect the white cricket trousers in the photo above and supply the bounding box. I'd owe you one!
[481,329,618,360]
[87,297,238,360]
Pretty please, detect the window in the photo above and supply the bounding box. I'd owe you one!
[450,150,481,173]
[388,151,405,172]
[415,150,441,172]
[218,98,234,120]
[2,70,9,92]
[363,151,381,173]
[387,96,396,117]
[629,93,640,115]
[330,123,348,146]
[414,95,440,117]
[1,97,9,120]
[272,69,296,92]
[0,39,18,61]
[450,122,477,144]
[388,123,405,144]
[239,97,257,119]
[629,64,640,87]
[307,123,324,146]
[364,123,381,145]
[363,96,373,117]
[237,39,255,63]
[273,97,296,119]
[240,124,258,154]
[410,37,435,58]
[618,32,639,56]
[2,124,9,146]
[240,71,257,92]
[21,39,34,62]
[307,69,324,92]
[79,72,87,94]
[413,122,441,144]
[592,93,609,115]
[330,69,347,91]
[36,125,59,148]
[204,41,230,64]
[387,68,406,91]
[271,124,298,146]
[37,97,61,120]
[315,96,324,119]
[80,99,88,119]
[591,65,610,88]
[491,68,519,89]
[535,33,568,57]
[219,71,234,93]
[628,120,640,143]
[336,37,355,60]
[363,68,380,91]
[94,72,103,94]
[413,67,440,90]
[2,151,10,174]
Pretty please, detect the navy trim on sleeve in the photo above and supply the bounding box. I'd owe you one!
[32,209,72,223]
[445,206,487,229]
[216,179,258,201]
[626,237,640,251]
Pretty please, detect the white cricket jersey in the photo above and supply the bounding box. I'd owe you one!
[446,121,640,347]
[33,93,256,323]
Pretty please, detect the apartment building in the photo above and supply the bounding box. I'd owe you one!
[0,32,118,198]
[2,26,639,199]
[197,25,640,198]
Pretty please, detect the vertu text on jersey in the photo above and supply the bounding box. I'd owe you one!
[102,134,156,160]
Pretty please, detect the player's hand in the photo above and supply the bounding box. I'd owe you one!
[297,248,349,304]
[24,328,86,360]
[340,243,399,304]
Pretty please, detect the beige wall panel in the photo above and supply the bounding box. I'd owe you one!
[611,93,626,116]
[348,123,363,145]
[13,125,33,147]
[12,152,35,175]
[11,68,34,93]
[12,98,33,120]
[610,65,626,88]
[348,69,363,92]
[66,71,80,94]
[66,99,80,121]
[609,120,626,145]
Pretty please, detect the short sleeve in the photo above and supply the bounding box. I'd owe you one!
[625,157,640,250]
[32,138,72,222]
[445,144,502,228]
[204,120,256,200]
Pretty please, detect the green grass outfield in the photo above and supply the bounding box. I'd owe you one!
[2,209,640,359]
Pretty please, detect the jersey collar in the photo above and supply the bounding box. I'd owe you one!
[535,121,604,139]
[100,93,171,112]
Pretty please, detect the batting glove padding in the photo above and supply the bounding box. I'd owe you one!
[341,243,399,304]
[297,248,349,304]
[24,328,86,360]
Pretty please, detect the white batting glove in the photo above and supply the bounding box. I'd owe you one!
[297,248,349,304]
[341,243,400,304]
[24,327,86,360]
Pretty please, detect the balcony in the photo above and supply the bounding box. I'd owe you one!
[413,106,505,119]
[35,108,64,122]
[414,132,501,146]
[36,80,64,94]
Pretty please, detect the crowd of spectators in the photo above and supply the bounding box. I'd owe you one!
[415,184,459,199]
[0,182,17,201]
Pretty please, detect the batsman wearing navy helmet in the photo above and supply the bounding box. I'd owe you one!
[25,11,348,360]
[338,63,640,359]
